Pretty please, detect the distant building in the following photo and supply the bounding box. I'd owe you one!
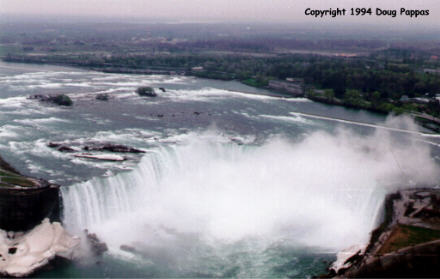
[268,79,304,97]
[314,89,325,95]
[285,77,303,83]
[400,95,409,102]
[191,66,204,71]
[412,97,430,104]
[423,68,440,75]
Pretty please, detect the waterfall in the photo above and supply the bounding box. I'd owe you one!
[61,129,439,254]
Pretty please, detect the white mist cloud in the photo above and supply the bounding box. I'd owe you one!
[63,115,440,260]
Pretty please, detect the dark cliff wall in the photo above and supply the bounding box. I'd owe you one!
[0,154,61,232]
[332,189,440,278]
[0,185,60,231]
[342,239,440,278]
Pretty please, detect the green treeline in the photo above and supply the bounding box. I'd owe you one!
[5,48,440,117]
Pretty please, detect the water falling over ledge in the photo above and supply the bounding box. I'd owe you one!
[59,125,440,276]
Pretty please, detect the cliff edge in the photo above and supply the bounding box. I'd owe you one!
[0,154,79,277]
[328,188,440,278]
[0,154,60,231]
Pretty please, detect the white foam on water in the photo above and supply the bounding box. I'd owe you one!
[259,114,313,125]
[162,87,306,103]
[284,97,311,102]
[69,156,135,171]
[14,117,71,128]
[64,82,95,88]
[95,81,146,87]
[87,130,149,146]
[0,96,27,109]
[25,159,65,177]
[160,76,187,84]
[291,112,432,138]
[159,88,242,102]
[28,82,64,89]
[0,96,64,117]
[8,139,71,161]
[0,125,30,139]
[81,115,112,126]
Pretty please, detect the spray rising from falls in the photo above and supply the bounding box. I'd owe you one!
[62,123,440,253]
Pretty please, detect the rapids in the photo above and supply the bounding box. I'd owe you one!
[1,62,439,277]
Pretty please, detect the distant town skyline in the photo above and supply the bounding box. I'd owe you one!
[1,0,439,27]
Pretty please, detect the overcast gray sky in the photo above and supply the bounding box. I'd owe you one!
[1,0,439,26]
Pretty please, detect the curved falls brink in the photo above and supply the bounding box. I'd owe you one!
[61,129,439,277]
[2,63,440,277]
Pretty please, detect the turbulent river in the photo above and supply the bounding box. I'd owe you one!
[1,62,439,278]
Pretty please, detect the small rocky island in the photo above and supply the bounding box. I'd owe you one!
[47,141,145,162]
[136,86,157,97]
[28,94,73,106]
[327,188,440,278]
[0,155,79,277]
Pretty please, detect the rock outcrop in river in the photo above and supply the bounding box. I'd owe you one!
[47,142,145,161]
[328,188,440,278]
[28,94,73,106]
[136,86,157,97]
[48,142,145,154]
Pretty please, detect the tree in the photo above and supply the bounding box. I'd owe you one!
[370,91,382,107]
[344,89,363,106]
[324,89,335,101]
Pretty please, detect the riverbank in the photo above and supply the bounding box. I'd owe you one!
[307,94,440,134]
[3,57,439,134]
[325,188,440,278]
[0,154,79,277]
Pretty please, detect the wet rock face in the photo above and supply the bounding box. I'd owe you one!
[85,230,108,256]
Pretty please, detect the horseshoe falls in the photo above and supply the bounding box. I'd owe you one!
[61,129,439,277]
[1,62,439,277]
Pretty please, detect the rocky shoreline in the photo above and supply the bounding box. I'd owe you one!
[0,155,61,231]
[0,219,79,277]
[0,154,79,277]
[325,188,440,278]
